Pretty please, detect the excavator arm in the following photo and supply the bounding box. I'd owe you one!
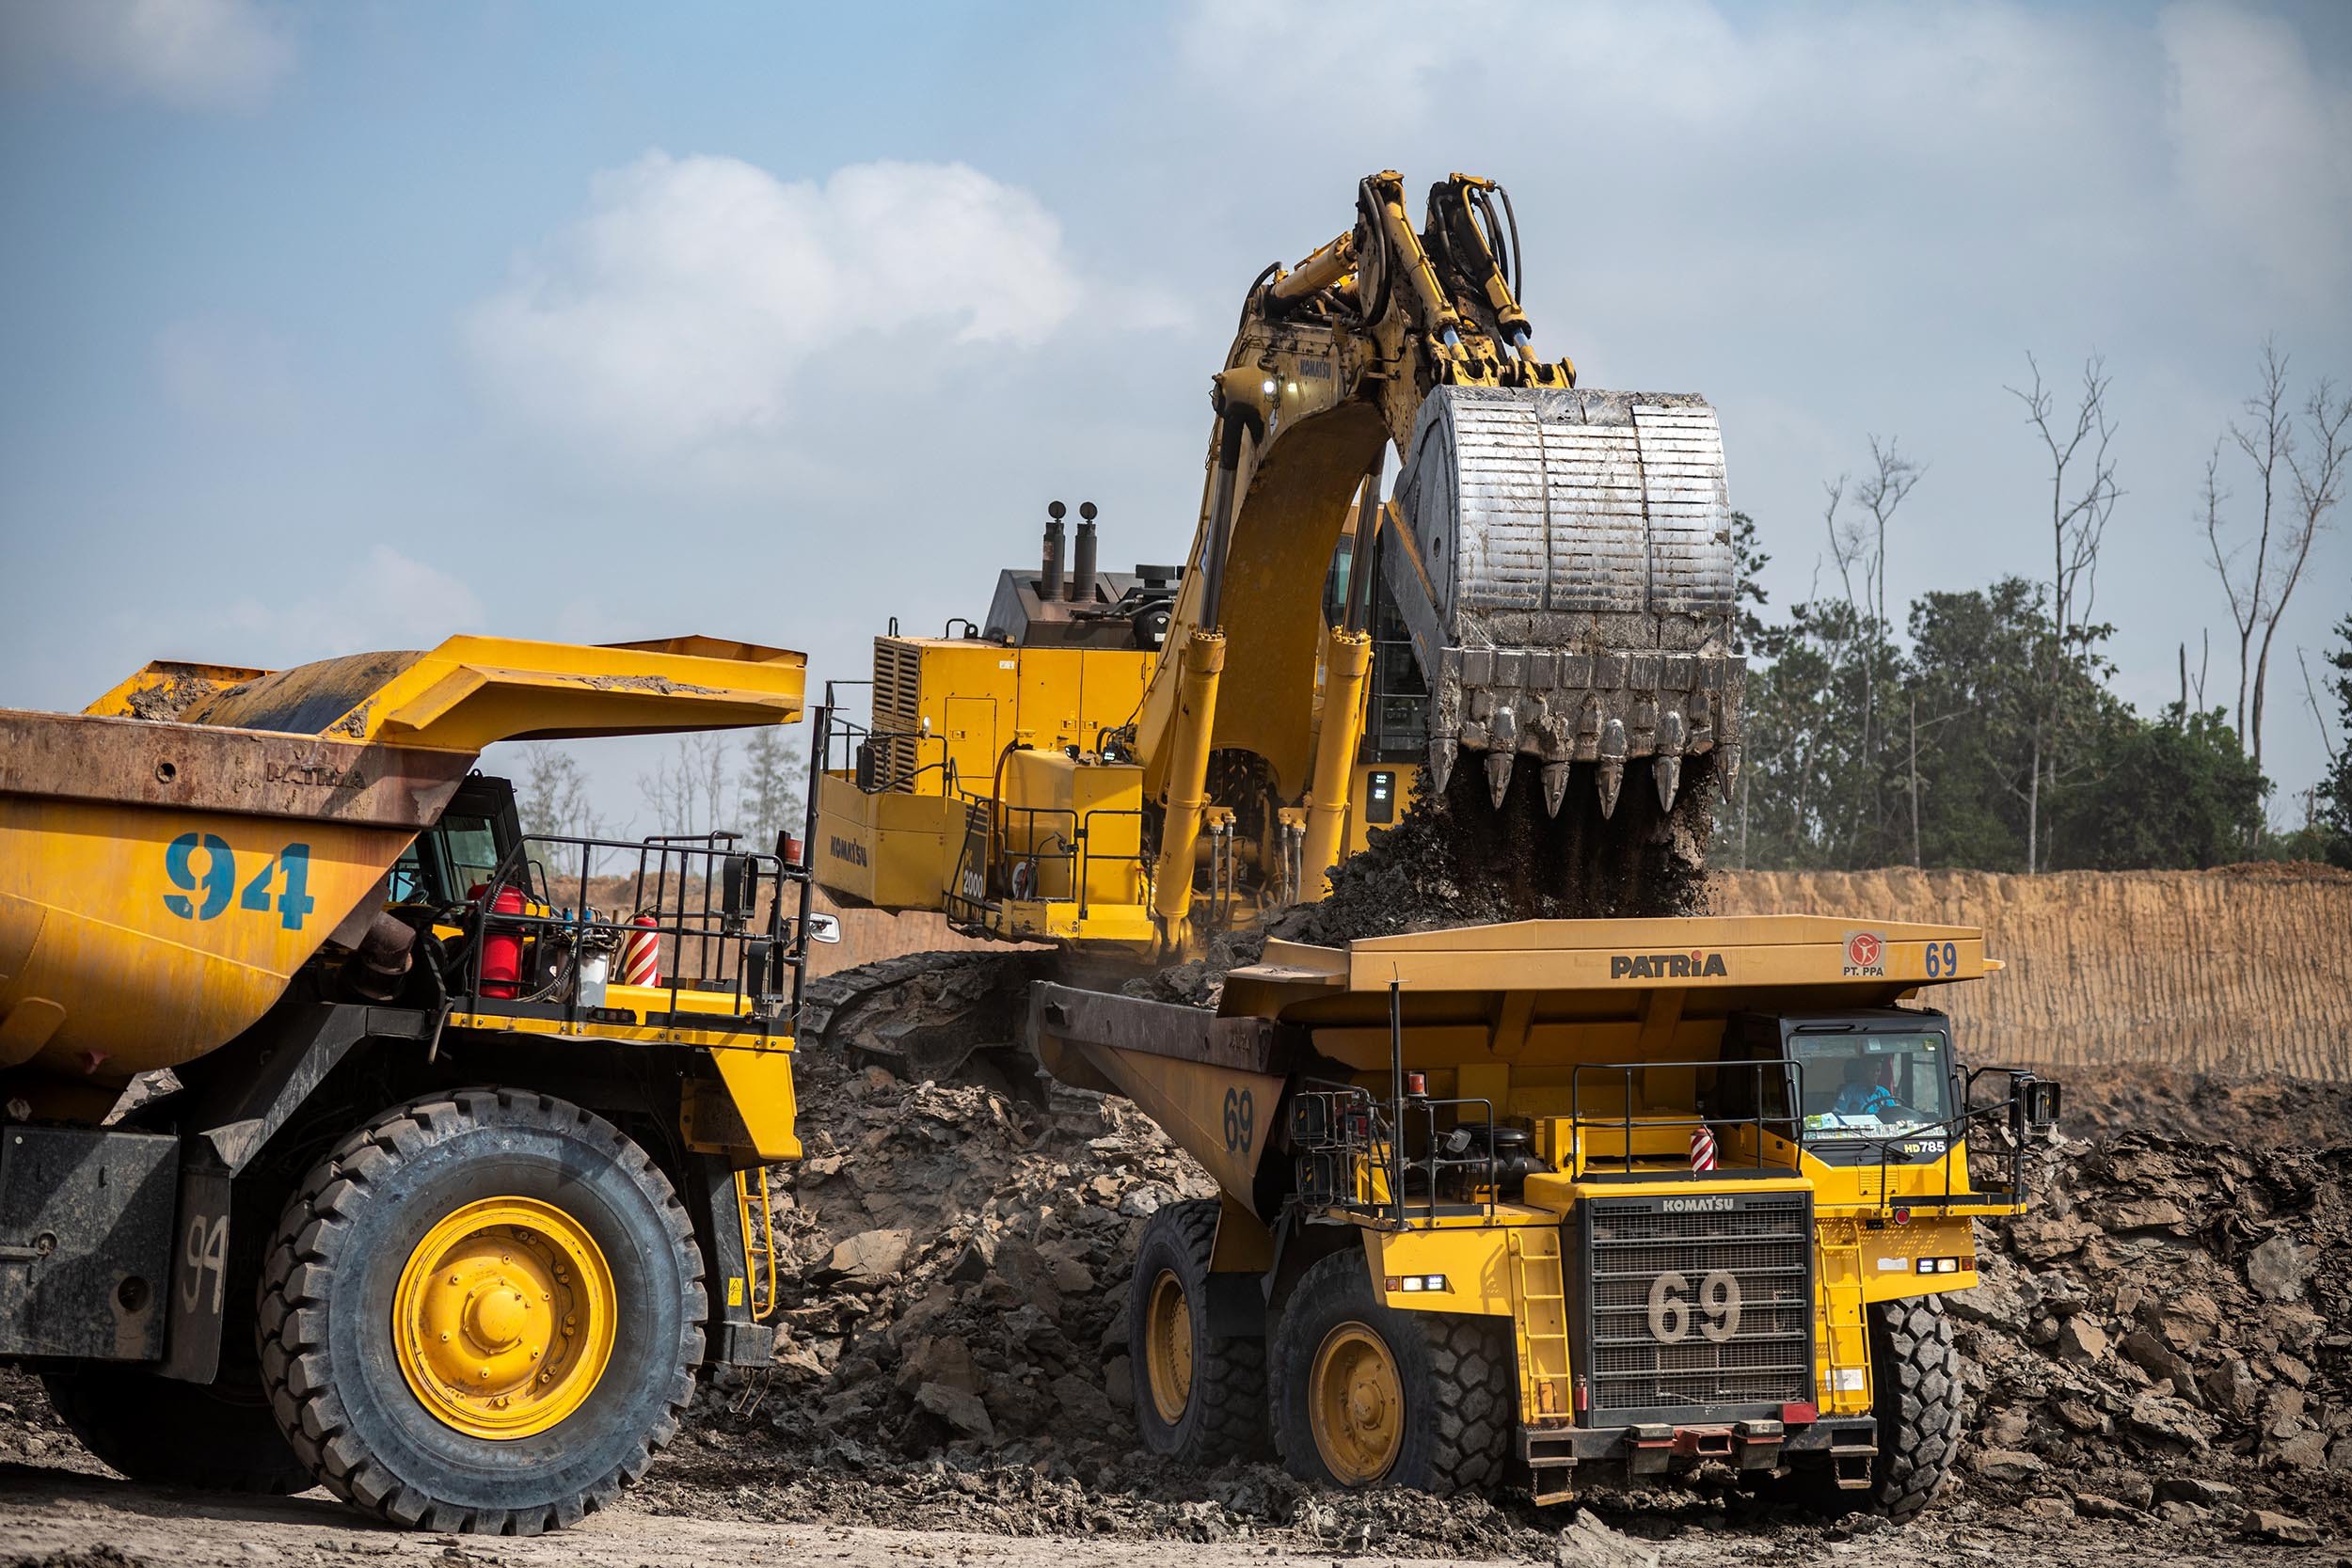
[1131,172,1741,945]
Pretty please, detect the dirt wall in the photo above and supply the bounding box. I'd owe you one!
[813,864,2352,1078]
[1710,864,2352,1080]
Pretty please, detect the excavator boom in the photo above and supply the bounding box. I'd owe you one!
[812,170,1743,956]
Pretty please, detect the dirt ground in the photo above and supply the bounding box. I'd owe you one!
[3,1448,2344,1568]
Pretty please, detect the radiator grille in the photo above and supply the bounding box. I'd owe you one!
[871,640,923,792]
[1582,1195,1813,1413]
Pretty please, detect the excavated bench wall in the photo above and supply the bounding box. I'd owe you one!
[1712,865,2352,1080]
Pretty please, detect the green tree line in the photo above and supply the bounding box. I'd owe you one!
[1719,512,2349,873]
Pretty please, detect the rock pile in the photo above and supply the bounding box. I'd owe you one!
[744,1039,1213,1464]
[1950,1127,2348,1545]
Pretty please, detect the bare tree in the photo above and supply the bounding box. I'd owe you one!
[2203,341,2348,772]
[2301,645,2342,767]
[637,734,733,837]
[1825,440,1925,852]
[518,744,604,842]
[2007,353,2120,871]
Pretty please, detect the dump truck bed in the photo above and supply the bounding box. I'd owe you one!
[0,635,803,1086]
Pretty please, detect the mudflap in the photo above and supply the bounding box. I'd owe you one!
[0,1127,179,1360]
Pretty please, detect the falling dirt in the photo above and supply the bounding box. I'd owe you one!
[1275,754,1718,946]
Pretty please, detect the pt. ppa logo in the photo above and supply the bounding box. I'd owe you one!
[1842,930,1886,977]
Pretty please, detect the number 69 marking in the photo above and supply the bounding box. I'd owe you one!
[1221,1086,1255,1154]
[1924,940,1959,977]
[1646,1269,1743,1344]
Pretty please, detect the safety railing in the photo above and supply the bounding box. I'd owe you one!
[1289,1076,1502,1224]
[1075,803,1146,920]
[1840,1067,2061,1216]
[453,829,814,1038]
[1567,1060,1810,1180]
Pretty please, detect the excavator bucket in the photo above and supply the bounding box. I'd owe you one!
[1382,386,1741,818]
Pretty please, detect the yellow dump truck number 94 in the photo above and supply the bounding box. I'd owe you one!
[163,832,315,929]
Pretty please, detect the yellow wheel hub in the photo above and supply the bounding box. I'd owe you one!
[1143,1269,1194,1424]
[1311,1322,1403,1484]
[392,1196,615,1440]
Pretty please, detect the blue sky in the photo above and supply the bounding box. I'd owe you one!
[3,0,2347,833]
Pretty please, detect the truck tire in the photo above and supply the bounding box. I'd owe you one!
[1129,1198,1268,1464]
[1269,1250,1512,1495]
[256,1088,704,1534]
[1863,1294,1962,1520]
[41,1364,311,1495]
[1786,1294,1963,1521]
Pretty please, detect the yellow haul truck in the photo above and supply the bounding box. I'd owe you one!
[1031,917,2060,1518]
[0,634,831,1534]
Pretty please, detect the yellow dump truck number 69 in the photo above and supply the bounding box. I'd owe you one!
[1034,917,2062,1520]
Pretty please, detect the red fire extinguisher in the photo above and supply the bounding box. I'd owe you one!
[478,884,526,999]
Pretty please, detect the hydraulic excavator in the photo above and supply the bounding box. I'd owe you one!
[814,171,1741,955]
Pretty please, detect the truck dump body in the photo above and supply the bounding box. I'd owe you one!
[1033,916,2055,1512]
[0,634,803,1089]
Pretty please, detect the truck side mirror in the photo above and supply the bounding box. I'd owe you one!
[2021,1077,2061,1133]
[720,854,756,928]
[803,912,842,945]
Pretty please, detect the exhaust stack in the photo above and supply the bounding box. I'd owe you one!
[1041,500,1067,601]
[1070,500,1099,603]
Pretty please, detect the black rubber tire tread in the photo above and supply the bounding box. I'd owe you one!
[1268,1250,1513,1496]
[255,1088,704,1535]
[1867,1293,1962,1521]
[1127,1198,1269,1464]
[41,1364,312,1496]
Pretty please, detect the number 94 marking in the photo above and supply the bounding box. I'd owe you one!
[163,833,314,930]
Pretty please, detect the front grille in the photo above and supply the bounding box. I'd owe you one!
[1581,1194,1813,1414]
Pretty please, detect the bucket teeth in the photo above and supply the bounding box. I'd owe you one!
[1428,736,1457,797]
[1597,759,1625,819]
[1541,761,1569,817]
[1486,750,1515,809]
[1653,753,1682,813]
[1597,718,1628,820]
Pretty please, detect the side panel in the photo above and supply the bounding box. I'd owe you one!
[1073,1041,1285,1208]
[0,799,421,1079]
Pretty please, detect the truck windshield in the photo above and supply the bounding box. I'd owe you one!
[1788,1032,1953,1151]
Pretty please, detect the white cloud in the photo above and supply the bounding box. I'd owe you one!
[466,154,1084,479]
[220,546,485,661]
[154,316,297,426]
[2,0,294,112]
[2159,1,2352,301]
